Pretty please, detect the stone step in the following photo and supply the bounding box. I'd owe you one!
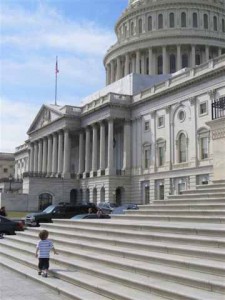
[139,204,225,210]
[0,254,168,300]
[152,199,225,205]
[19,224,225,248]
[0,256,111,300]
[168,193,225,199]
[182,188,225,194]
[197,184,225,190]
[213,180,225,185]
[1,240,225,300]
[47,219,225,237]
[8,231,225,266]
[126,209,225,216]
[111,215,225,224]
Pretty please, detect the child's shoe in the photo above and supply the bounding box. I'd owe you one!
[38,271,42,275]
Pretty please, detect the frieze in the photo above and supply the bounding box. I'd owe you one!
[212,128,225,140]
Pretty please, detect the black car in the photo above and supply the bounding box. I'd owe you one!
[25,202,97,226]
[0,216,24,235]
[111,204,139,214]
[97,202,119,214]
[71,213,111,220]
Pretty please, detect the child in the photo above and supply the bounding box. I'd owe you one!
[35,229,58,277]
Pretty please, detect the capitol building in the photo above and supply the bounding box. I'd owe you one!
[3,0,225,211]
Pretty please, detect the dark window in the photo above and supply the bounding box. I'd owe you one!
[204,14,208,29]
[193,13,198,28]
[158,14,163,29]
[169,13,174,28]
[222,19,225,33]
[131,22,134,35]
[181,12,186,28]
[138,19,143,34]
[39,193,53,211]
[148,16,152,31]
[157,55,163,74]
[3,168,8,173]
[182,54,188,68]
[169,54,176,73]
[196,54,201,65]
[213,16,218,31]
[179,133,187,163]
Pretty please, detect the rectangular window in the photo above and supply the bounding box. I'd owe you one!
[144,149,150,169]
[199,102,207,115]
[158,146,164,166]
[3,168,8,173]
[201,137,208,159]
[158,116,164,128]
[144,121,150,131]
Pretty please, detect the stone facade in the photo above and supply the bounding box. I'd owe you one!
[5,0,225,211]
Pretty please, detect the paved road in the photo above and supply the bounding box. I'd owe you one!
[0,265,68,300]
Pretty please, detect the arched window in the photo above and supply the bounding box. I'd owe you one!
[181,12,186,28]
[131,22,134,36]
[157,55,163,74]
[222,19,225,33]
[169,54,176,73]
[204,14,208,29]
[138,18,143,34]
[158,14,163,29]
[169,12,175,28]
[178,133,187,163]
[182,54,188,68]
[213,16,218,31]
[193,13,198,28]
[148,16,152,31]
[39,193,53,211]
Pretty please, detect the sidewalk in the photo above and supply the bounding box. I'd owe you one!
[0,265,68,300]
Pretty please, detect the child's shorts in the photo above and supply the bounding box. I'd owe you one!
[38,258,49,270]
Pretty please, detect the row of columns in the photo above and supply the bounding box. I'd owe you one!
[106,45,224,84]
[29,130,70,178]
[29,119,131,179]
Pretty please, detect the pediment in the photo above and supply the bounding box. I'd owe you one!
[27,105,63,134]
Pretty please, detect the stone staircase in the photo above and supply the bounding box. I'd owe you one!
[0,181,225,300]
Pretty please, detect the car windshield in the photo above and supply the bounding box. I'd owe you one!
[42,205,55,213]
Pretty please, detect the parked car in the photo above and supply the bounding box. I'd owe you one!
[25,202,97,226]
[71,213,111,220]
[0,215,24,235]
[97,202,119,214]
[111,204,139,215]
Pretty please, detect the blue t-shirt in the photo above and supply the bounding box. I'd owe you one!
[36,239,53,258]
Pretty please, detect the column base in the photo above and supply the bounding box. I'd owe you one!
[90,171,98,178]
[62,173,71,179]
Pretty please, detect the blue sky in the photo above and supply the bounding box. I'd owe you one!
[0,0,127,152]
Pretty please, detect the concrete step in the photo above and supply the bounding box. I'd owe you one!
[197,184,225,190]
[1,240,225,300]
[168,193,225,199]
[139,204,225,210]
[47,219,225,237]
[152,199,225,205]
[182,188,225,194]
[125,209,225,216]
[111,214,225,224]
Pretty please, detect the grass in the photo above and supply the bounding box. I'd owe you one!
[7,211,28,218]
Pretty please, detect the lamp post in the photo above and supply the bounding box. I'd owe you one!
[8,174,13,192]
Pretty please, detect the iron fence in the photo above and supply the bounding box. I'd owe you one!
[212,97,225,120]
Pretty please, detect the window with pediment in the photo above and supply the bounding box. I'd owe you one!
[197,128,210,160]
[157,139,166,167]
[143,143,151,169]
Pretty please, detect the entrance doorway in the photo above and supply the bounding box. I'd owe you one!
[39,193,53,211]
[115,187,125,206]
[70,189,78,205]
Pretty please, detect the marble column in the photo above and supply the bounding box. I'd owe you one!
[136,50,140,74]
[116,57,121,81]
[177,45,181,70]
[78,132,84,174]
[52,133,58,175]
[42,138,47,174]
[63,130,71,178]
[107,119,114,174]
[99,122,106,171]
[205,46,209,62]
[29,143,34,172]
[33,142,38,173]
[106,64,110,85]
[141,54,145,74]
[191,45,196,67]
[125,54,130,76]
[92,124,98,173]
[110,61,114,84]
[47,135,52,175]
[37,140,43,173]
[57,131,63,175]
[163,46,167,74]
[85,127,91,173]
[123,120,131,171]
[148,47,153,75]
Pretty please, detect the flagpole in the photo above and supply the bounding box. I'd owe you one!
[55,56,59,105]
